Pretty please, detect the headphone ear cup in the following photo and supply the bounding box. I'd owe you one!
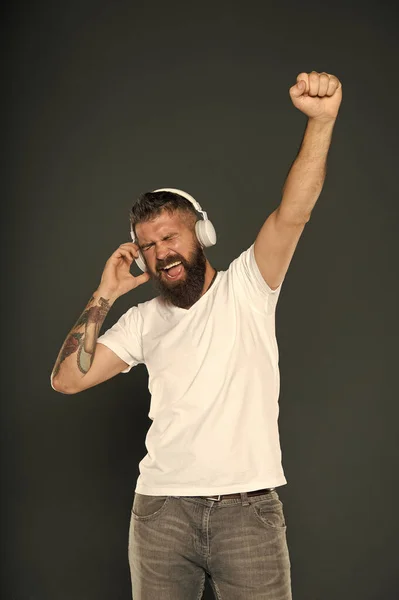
[195,219,217,247]
[135,252,147,272]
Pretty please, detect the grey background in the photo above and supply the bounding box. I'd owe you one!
[3,0,399,598]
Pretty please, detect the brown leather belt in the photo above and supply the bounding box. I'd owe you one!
[202,487,275,502]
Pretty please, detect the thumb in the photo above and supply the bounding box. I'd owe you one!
[134,271,151,287]
[290,79,306,98]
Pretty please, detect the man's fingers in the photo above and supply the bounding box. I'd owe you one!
[119,242,140,251]
[292,72,342,99]
[326,76,341,96]
[318,73,330,96]
[308,71,321,97]
[290,73,308,99]
[113,247,134,263]
[296,72,309,91]
[120,241,140,248]
[116,242,140,258]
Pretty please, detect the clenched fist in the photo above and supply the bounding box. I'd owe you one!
[289,71,342,122]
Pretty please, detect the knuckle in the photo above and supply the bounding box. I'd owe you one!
[296,72,307,82]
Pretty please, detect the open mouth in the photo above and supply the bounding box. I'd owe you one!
[161,261,184,280]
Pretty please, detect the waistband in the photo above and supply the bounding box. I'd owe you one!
[202,487,275,502]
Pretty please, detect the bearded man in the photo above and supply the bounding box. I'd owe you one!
[51,71,342,600]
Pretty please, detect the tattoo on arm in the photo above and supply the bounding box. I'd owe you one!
[52,296,111,377]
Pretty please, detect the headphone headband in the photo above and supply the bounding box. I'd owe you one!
[152,188,209,221]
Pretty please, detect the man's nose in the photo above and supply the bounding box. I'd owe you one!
[155,241,170,261]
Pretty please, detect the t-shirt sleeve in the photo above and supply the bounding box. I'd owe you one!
[229,243,283,314]
[97,306,144,374]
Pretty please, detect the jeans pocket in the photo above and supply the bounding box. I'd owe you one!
[132,493,171,521]
[250,494,286,529]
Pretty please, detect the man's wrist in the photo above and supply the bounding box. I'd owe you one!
[93,287,119,306]
[307,115,336,129]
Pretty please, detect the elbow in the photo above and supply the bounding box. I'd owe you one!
[51,376,80,395]
[276,206,311,227]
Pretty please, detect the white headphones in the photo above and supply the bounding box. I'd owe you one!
[130,187,217,272]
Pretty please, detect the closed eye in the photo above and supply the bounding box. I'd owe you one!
[141,243,154,251]
[141,234,178,251]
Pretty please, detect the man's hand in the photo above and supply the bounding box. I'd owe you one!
[289,71,342,123]
[98,242,150,301]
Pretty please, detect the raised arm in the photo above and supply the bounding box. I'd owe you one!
[254,71,343,290]
[51,242,149,394]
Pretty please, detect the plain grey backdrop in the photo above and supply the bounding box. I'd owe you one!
[3,0,399,598]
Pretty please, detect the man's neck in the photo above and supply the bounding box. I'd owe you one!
[201,261,217,297]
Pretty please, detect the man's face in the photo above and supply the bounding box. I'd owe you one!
[135,209,207,309]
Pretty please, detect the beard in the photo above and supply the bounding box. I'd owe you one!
[149,242,207,309]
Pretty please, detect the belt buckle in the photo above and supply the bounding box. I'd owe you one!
[206,494,222,501]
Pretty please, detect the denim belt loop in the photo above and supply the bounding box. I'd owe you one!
[240,492,250,506]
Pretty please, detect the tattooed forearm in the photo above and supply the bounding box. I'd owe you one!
[52,332,84,377]
[52,296,111,379]
[78,297,111,372]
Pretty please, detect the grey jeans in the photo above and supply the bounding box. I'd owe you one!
[128,489,292,599]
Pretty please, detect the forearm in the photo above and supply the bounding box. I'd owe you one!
[50,286,117,391]
[279,117,336,224]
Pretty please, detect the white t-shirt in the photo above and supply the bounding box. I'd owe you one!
[97,244,287,496]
